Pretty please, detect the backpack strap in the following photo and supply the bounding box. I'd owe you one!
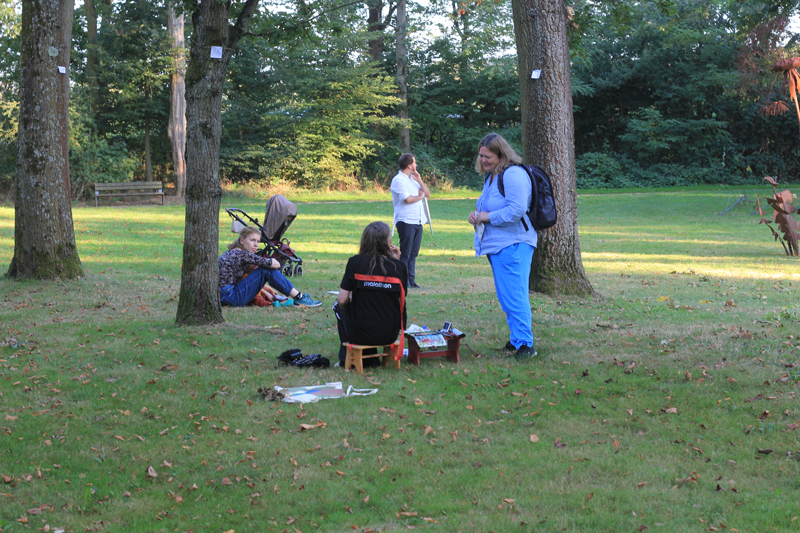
[484,170,506,197]
[484,164,535,231]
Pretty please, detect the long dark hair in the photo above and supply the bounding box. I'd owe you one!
[359,221,396,275]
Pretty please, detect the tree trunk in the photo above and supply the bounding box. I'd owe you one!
[512,0,592,296]
[144,120,153,181]
[85,0,98,112]
[8,0,83,280]
[167,3,187,198]
[367,0,385,62]
[175,0,260,326]
[396,0,410,152]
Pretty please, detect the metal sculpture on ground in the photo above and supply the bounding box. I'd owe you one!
[757,176,799,256]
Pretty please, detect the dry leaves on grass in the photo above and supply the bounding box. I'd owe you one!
[300,421,327,431]
[674,471,700,487]
[258,387,287,402]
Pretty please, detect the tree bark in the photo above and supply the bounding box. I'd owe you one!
[366,0,396,63]
[512,0,592,296]
[85,0,98,112]
[175,0,260,326]
[367,0,385,62]
[144,120,153,181]
[8,0,83,280]
[167,3,187,198]
[396,0,410,152]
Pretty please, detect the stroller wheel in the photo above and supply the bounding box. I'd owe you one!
[293,265,303,277]
[281,264,293,277]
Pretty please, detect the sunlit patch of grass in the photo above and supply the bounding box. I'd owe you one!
[1,190,800,532]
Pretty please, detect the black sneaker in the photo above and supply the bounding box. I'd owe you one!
[408,282,425,289]
[515,345,537,359]
[503,341,516,352]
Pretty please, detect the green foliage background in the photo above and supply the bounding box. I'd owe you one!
[0,0,799,194]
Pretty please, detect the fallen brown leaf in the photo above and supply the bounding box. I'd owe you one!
[300,421,327,431]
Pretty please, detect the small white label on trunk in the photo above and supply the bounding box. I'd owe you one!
[58,66,66,74]
[210,46,223,59]
[531,69,541,79]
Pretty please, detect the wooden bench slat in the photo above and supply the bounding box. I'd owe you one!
[94,182,164,206]
[95,182,162,190]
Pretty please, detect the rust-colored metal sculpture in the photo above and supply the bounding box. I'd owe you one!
[757,176,799,256]
[761,57,800,134]
[737,18,800,135]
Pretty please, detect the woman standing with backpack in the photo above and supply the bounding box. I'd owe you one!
[467,133,538,358]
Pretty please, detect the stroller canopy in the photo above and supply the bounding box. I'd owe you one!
[263,195,298,241]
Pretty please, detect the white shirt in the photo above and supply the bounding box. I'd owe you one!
[391,171,426,225]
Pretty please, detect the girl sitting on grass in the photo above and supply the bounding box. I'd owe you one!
[218,227,321,308]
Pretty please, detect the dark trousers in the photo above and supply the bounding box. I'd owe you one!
[333,301,379,366]
[395,221,423,285]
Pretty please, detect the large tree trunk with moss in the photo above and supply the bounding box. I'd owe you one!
[175,0,260,325]
[8,0,83,280]
[167,3,187,198]
[512,0,591,296]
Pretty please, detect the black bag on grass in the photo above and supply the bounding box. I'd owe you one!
[277,348,330,369]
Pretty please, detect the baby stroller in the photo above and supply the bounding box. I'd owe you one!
[225,195,304,277]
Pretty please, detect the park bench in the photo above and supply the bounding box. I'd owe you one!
[94,181,164,207]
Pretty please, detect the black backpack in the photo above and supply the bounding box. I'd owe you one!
[491,164,558,231]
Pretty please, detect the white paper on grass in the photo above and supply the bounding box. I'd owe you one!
[210,46,223,59]
[274,381,378,404]
[531,69,541,79]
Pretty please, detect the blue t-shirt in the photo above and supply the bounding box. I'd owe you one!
[474,165,538,256]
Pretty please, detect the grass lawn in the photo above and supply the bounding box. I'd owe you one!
[0,186,799,533]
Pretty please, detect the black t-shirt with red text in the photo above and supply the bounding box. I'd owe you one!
[340,254,408,346]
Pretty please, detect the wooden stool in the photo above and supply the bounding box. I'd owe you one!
[343,341,401,375]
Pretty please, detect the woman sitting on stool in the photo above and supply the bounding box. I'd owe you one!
[334,221,407,367]
[219,227,321,308]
